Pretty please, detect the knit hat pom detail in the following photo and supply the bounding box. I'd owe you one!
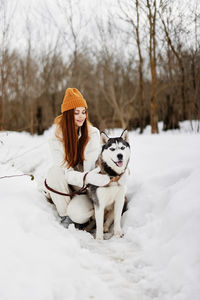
[61,88,88,113]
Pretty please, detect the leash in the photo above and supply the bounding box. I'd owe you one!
[44,172,89,199]
[0,174,34,180]
[44,163,126,198]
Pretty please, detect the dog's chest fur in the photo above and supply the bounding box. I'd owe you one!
[88,184,124,214]
[87,158,124,207]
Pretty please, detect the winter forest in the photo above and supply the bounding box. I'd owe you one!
[0,1,200,300]
[0,0,200,134]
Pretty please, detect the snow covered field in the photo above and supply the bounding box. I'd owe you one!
[0,122,200,300]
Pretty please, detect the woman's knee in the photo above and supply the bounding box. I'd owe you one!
[67,195,94,224]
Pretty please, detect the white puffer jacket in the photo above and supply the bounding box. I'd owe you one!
[49,125,101,187]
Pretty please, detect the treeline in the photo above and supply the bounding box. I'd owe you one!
[0,0,200,134]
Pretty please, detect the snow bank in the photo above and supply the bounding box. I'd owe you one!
[0,122,199,300]
[123,133,200,300]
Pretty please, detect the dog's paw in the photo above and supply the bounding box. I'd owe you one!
[104,225,109,233]
[96,234,104,240]
[114,230,123,238]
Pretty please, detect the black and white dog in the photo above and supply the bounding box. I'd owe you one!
[88,130,130,240]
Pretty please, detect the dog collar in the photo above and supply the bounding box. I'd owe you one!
[104,173,125,186]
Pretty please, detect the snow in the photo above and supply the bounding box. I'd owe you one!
[0,121,200,300]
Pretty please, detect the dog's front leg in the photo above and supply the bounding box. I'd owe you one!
[104,209,114,233]
[114,187,125,237]
[94,204,104,240]
[94,188,106,240]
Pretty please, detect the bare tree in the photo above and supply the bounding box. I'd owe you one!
[95,17,138,129]
[45,0,88,86]
[189,3,200,128]
[146,0,159,133]
[1,0,199,134]
[0,0,17,130]
[158,0,188,121]
[118,0,146,133]
[21,17,39,134]
[117,0,159,133]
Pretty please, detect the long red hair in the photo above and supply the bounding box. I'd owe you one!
[54,110,89,168]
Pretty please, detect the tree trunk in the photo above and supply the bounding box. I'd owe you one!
[36,106,43,135]
[30,101,34,135]
[0,67,5,130]
[136,0,145,133]
[159,13,186,121]
[163,94,180,130]
[147,0,158,133]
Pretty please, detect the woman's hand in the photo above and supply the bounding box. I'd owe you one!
[86,167,110,186]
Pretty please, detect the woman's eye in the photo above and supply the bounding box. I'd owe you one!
[109,148,115,151]
[75,111,86,115]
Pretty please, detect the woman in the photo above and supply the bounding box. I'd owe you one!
[46,88,110,227]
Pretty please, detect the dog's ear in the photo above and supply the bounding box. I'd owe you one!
[120,129,129,142]
[100,131,109,144]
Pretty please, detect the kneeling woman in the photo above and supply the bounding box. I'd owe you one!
[46,88,109,227]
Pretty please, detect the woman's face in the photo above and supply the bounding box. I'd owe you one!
[74,107,87,128]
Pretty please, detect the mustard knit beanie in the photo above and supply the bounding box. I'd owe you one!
[61,88,88,113]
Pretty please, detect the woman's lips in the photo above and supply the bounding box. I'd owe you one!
[76,120,84,125]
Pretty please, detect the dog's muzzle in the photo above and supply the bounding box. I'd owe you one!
[114,154,123,167]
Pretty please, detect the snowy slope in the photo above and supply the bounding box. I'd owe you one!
[0,122,200,300]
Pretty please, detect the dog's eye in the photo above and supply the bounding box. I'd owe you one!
[121,146,125,150]
[109,147,115,151]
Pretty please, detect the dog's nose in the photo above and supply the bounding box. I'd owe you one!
[117,153,123,160]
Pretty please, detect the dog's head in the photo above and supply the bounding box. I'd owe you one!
[100,129,130,175]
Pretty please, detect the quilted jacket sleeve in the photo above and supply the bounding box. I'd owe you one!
[49,134,66,168]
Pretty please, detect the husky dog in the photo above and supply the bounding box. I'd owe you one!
[87,130,130,240]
